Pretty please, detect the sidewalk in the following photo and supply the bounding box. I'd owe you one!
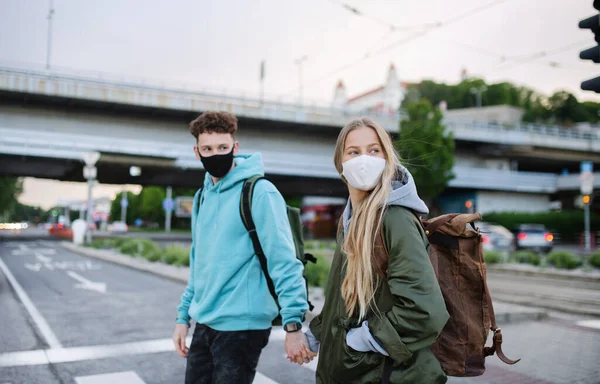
[62,242,549,325]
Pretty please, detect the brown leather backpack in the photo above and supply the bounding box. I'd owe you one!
[420,213,520,376]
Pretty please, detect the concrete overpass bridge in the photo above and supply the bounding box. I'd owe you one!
[1,64,599,211]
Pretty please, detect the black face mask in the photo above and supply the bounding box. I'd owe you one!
[199,148,234,178]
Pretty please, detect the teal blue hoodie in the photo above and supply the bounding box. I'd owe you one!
[176,153,308,331]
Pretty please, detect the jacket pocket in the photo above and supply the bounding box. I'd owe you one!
[329,327,384,383]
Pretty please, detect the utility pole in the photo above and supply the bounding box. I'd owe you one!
[260,60,265,105]
[294,55,308,105]
[46,0,55,70]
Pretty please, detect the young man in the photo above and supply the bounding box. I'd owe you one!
[172,111,311,384]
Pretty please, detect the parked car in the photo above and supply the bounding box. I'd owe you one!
[107,221,128,233]
[513,224,553,253]
[478,222,515,253]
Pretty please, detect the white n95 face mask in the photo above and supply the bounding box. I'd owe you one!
[341,155,386,191]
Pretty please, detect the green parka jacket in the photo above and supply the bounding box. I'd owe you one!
[309,206,449,384]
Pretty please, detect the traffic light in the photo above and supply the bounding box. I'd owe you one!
[583,195,591,205]
[579,1,600,93]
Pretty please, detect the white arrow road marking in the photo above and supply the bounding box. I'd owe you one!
[35,254,53,263]
[67,271,107,293]
[0,257,62,348]
[24,263,42,272]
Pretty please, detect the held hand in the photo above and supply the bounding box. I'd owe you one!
[285,331,317,365]
[172,323,189,358]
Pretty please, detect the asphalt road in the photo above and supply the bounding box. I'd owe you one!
[0,240,314,384]
[1,239,600,384]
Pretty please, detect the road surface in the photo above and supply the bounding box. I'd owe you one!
[1,240,599,384]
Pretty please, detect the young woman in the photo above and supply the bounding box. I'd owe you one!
[305,117,449,384]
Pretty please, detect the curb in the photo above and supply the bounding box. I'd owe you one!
[487,265,600,282]
[61,242,189,284]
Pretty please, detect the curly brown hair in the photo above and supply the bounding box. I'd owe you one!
[189,111,238,140]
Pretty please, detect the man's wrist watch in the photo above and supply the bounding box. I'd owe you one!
[284,322,302,333]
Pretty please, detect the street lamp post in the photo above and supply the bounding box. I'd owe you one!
[46,0,55,70]
[470,86,487,108]
[82,151,100,245]
[294,55,308,106]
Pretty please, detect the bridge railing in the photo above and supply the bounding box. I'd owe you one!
[0,64,597,145]
[444,120,599,141]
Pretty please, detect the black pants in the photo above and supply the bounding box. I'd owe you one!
[185,324,271,384]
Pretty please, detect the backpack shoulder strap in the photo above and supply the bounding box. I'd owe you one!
[239,176,279,307]
[191,187,203,237]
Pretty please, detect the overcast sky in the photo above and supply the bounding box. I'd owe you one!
[1,0,599,209]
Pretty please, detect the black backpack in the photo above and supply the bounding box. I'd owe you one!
[194,175,316,325]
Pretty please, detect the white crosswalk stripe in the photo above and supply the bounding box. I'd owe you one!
[75,371,146,384]
[576,319,600,329]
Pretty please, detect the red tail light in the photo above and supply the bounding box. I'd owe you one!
[57,224,64,229]
[517,233,527,241]
[545,233,554,242]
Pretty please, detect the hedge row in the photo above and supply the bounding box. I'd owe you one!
[483,249,595,270]
[88,238,332,285]
[89,238,189,266]
[483,210,600,243]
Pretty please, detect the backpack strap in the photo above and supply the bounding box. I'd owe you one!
[483,271,521,365]
[239,176,280,311]
[192,188,204,235]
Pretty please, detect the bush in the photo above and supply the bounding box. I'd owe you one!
[89,239,115,249]
[547,251,581,270]
[511,250,541,266]
[484,251,502,264]
[144,251,161,262]
[590,253,600,269]
[304,259,331,288]
[119,238,159,258]
[160,245,190,266]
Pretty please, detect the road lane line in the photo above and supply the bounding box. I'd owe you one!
[576,319,600,329]
[0,336,192,368]
[0,257,62,348]
[0,350,49,367]
[75,371,146,384]
[254,372,279,384]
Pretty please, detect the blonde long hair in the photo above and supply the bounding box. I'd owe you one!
[334,117,401,321]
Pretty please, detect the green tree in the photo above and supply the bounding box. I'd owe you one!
[581,101,600,124]
[408,79,599,127]
[396,100,455,212]
[139,187,166,225]
[548,91,588,126]
[0,177,24,219]
[8,202,44,223]
[109,191,141,225]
